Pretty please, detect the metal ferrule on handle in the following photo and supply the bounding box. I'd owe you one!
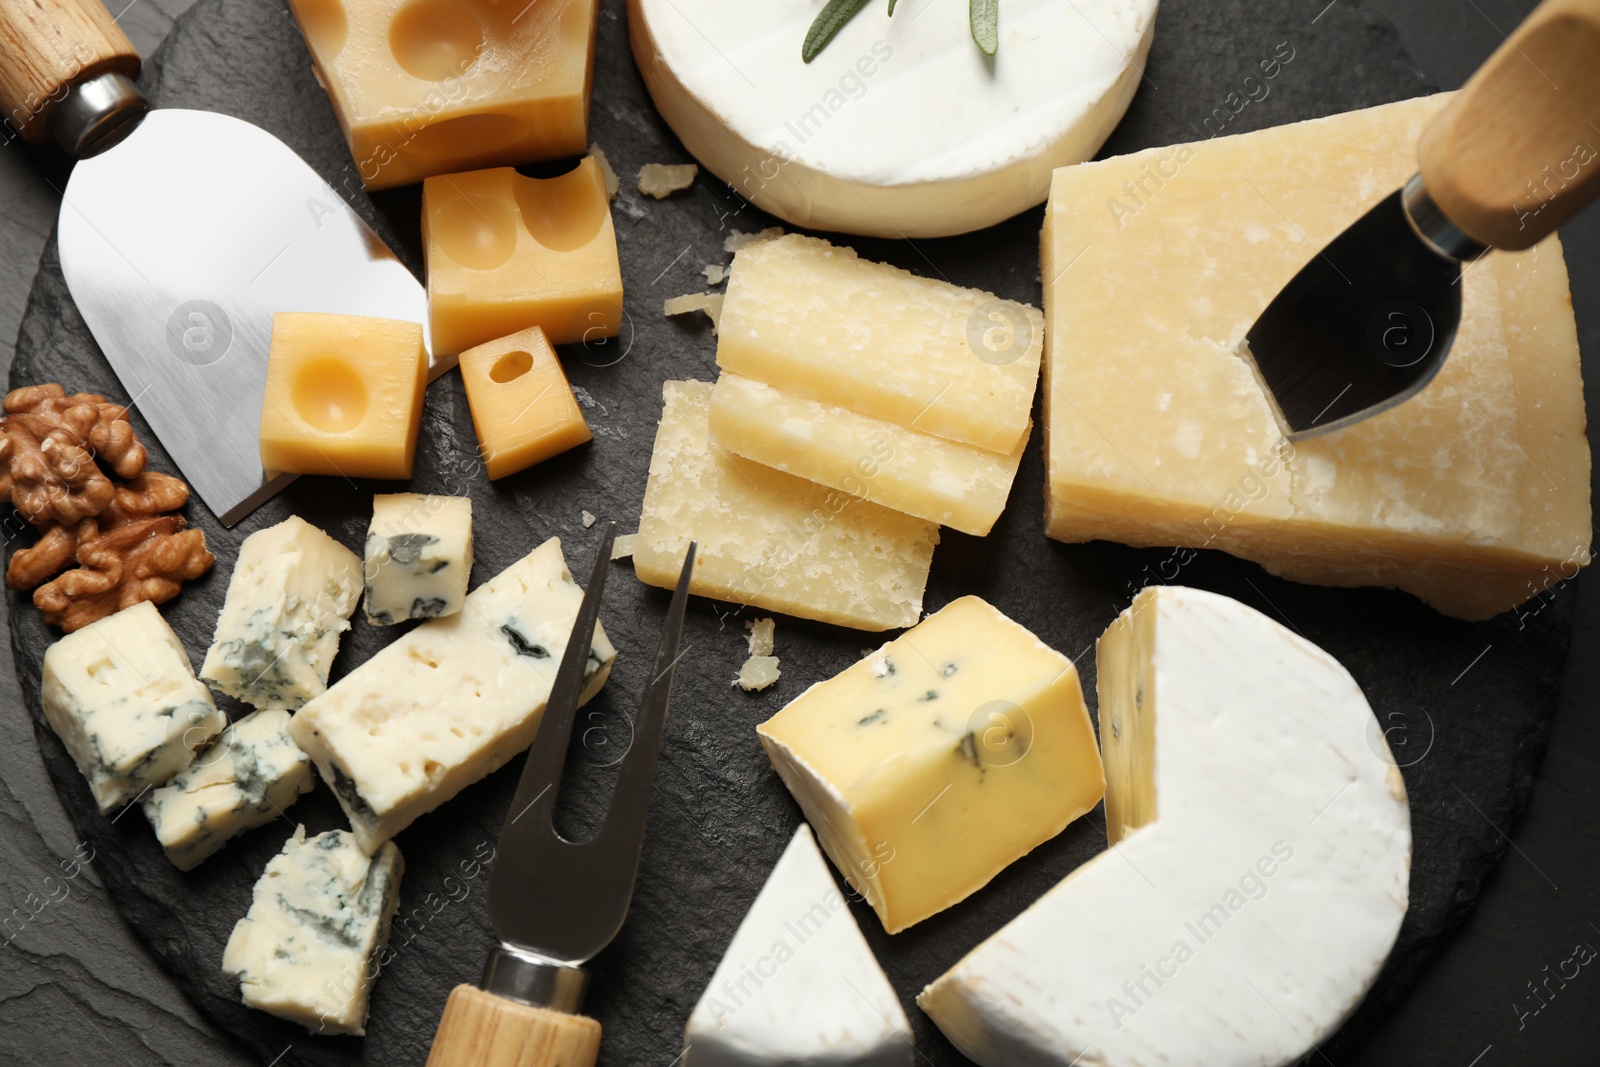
[481,945,588,1015]
[1400,173,1488,263]
[48,68,145,157]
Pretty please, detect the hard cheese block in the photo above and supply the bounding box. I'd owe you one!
[222,826,403,1036]
[758,596,1102,933]
[1042,93,1591,620]
[289,0,600,189]
[142,708,314,871]
[635,381,939,632]
[364,493,474,625]
[290,537,617,853]
[424,161,622,354]
[200,516,363,711]
[40,600,225,814]
[920,587,1411,1067]
[458,326,592,479]
[683,825,913,1066]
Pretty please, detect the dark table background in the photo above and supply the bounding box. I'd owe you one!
[0,1,1595,1064]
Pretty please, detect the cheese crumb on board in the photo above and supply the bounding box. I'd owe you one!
[222,826,403,1036]
[920,586,1411,1067]
[758,596,1102,932]
[723,227,782,253]
[634,382,938,632]
[142,709,313,871]
[611,534,638,560]
[663,292,724,331]
[746,617,775,656]
[702,263,726,286]
[582,510,597,528]
[1042,94,1590,620]
[637,162,698,197]
[735,617,780,690]
[41,601,225,814]
[363,493,473,626]
[200,516,363,711]
[588,144,620,199]
[290,537,617,853]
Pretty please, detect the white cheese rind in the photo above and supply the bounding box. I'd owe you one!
[919,586,1411,1067]
[684,825,912,1066]
[40,601,225,814]
[629,0,1157,237]
[200,516,363,710]
[289,537,617,853]
[222,826,403,1036]
[364,493,474,625]
[142,709,314,871]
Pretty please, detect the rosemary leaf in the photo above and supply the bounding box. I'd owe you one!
[970,0,998,55]
[803,0,873,63]
[888,0,898,14]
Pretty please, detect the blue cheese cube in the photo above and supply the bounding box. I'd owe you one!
[200,516,362,710]
[41,601,225,814]
[363,493,473,625]
[142,709,314,871]
[222,826,403,1036]
[291,537,617,853]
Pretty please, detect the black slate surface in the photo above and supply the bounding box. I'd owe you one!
[5,0,1580,1064]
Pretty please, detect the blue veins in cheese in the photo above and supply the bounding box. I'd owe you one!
[289,536,618,853]
[363,493,474,626]
[222,825,403,1036]
[40,600,226,814]
[200,515,363,711]
[142,709,314,871]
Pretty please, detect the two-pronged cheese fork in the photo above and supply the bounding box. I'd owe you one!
[426,524,695,1067]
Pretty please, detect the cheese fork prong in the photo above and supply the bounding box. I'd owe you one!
[425,525,696,1067]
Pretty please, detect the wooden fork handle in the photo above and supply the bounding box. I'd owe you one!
[1417,0,1600,249]
[0,0,138,142]
[426,984,602,1067]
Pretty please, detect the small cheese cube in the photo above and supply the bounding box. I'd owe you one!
[757,596,1103,933]
[290,537,617,853]
[142,709,314,871]
[200,516,363,711]
[288,0,600,190]
[635,381,939,632]
[259,312,429,480]
[1042,94,1591,619]
[424,162,622,355]
[718,234,1043,454]
[40,601,225,813]
[364,493,474,625]
[458,326,592,479]
[709,374,1029,536]
[222,826,403,1036]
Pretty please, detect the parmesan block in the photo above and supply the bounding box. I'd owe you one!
[920,586,1411,1067]
[290,538,617,853]
[758,597,1102,933]
[634,381,938,632]
[1042,94,1590,620]
[364,493,474,625]
[718,235,1042,454]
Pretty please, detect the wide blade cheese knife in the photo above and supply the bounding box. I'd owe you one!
[1243,0,1600,440]
[0,0,439,527]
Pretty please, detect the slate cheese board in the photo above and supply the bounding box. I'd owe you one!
[6,0,1580,1063]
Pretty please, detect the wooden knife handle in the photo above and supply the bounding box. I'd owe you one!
[426,984,602,1067]
[1417,0,1600,249]
[0,0,139,143]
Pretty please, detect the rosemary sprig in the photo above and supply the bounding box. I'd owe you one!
[802,0,999,63]
[970,0,998,55]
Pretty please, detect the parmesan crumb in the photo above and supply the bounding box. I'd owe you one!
[638,162,699,198]
[611,534,638,561]
[588,144,620,200]
[746,617,775,656]
[581,510,597,528]
[735,656,781,692]
[663,292,725,332]
[724,227,783,253]
[703,263,726,286]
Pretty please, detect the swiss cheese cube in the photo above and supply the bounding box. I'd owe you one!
[364,493,474,625]
[40,601,226,813]
[458,326,592,479]
[288,0,599,190]
[635,381,939,632]
[1042,94,1590,620]
[757,596,1103,933]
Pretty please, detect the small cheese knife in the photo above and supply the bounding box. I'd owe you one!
[1242,0,1600,439]
[0,0,437,527]
[427,525,695,1067]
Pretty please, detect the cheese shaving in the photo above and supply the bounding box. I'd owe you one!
[638,162,699,198]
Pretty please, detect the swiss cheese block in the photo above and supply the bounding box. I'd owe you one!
[634,381,939,632]
[40,601,225,814]
[628,0,1156,237]
[289,0,600,190]
[289,537,617,853]
[458,326,592,479]
[757,596,1102,933]
[1042,93,1591,620]
[364,493,474,625]
[920,587,1411,1067]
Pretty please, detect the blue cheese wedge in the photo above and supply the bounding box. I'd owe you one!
[363,493,473,625]
[40,601,225,814]
[142,709,314,871]
[222,825,403,1036]
[290,537,617,853]
[200,515,363,710]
